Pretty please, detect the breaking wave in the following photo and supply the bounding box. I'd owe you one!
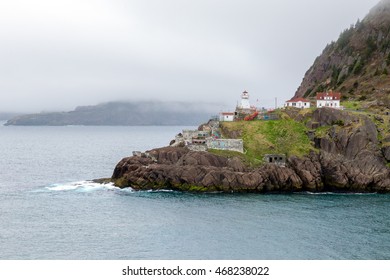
[300,191,377,196]
[43,180,133,193]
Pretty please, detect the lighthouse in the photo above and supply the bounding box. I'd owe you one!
[236,90,256,115]
[239,90,251,109]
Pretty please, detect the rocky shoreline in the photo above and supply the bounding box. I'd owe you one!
[108,108,390,193]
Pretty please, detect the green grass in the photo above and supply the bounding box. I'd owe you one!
[315,125,332,138]
[343,101,362,110]
[372,115,390,143]
[221,119,313,162]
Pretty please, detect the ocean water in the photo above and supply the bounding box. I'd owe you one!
[0,123,389,260]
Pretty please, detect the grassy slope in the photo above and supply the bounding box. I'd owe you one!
[218,118,313,166]
[211,108,389,168]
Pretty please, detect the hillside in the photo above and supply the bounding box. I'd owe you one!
[294,0,390,110]
[218,118,312,166]
[4,101,217,126]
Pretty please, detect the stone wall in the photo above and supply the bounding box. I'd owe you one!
[182,130,209,142]
[187,144,208,152]
[182,130,199,141]
[206,139,244,153]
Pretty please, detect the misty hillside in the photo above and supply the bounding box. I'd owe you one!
[294,0,390,109]
[4,101,218,126]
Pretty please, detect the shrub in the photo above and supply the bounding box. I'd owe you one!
[332,120,345,126]
[353,59,364,75]
[358,95,367,101]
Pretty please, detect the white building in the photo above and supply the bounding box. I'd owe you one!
[238,90,251,110]
[316,92,341,109]
[236,90,257,114]
[284,97,311,109]
[219,112,235,122]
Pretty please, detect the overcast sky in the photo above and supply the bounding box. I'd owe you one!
[0,0,380,112]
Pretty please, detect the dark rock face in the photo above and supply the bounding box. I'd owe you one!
[383,146,390,161]
[112,147,306,193]
[112,108,390,193]
[310,108,390,192]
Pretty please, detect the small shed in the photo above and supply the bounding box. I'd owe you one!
[219,112,235,122]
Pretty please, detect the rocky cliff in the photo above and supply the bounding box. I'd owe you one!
[110,108,390,193]
[294,0,390,109]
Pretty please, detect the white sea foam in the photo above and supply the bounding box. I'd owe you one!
[45,180,129,192]
[146,189,174,193]
[301,191,376,196]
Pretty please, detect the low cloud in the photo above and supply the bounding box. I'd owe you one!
[0,0,379,112]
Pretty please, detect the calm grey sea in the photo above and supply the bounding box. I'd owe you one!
[0,123,389,260]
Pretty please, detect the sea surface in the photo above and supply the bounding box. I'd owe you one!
[0,123,389,260]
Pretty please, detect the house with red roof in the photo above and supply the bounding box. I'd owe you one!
[284,97,311,109]
[316,91,341,109]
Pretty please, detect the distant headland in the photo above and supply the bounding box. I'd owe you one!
[3,101,218,126]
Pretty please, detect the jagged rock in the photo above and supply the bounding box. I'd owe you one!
[383,146,390,161]
[177,151,228,167]
[288,152,323,192]
[311,107,359,127]
[227,157,247,172]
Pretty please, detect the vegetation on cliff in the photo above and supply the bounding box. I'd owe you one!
[219,117,313,164]
[294,0,390,111]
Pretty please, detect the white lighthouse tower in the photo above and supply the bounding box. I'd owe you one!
[239,90,251,109]
[235,90,255,115]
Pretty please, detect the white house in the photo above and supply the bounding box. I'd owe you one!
[284,97,311,109]
[219,112,235,122]
[316,91,341,109]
